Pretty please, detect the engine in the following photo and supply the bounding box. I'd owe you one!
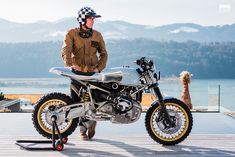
[91,83,142,124]
[112,99,142,124]
[98,96,142,124]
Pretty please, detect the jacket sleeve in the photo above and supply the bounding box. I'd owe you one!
[97,33,108,72]
[61,31,73,67]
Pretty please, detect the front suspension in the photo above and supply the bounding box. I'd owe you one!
[152,85,175,127]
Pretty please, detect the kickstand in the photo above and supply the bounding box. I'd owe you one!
[16,115,67,151]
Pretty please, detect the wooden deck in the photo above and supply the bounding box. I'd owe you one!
[0,134,235,157]
[1,112,235,156]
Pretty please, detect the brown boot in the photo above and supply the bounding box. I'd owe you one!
[80,125,89,141]
[80,132,89,141]
[88,121,97,139]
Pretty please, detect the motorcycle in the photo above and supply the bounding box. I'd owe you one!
[32,57,193,146]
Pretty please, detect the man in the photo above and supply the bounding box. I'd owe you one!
[61,7,108,140]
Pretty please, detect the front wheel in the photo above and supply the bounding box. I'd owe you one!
[145,98,193,145]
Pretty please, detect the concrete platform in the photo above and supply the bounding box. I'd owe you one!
[0,113,235,156]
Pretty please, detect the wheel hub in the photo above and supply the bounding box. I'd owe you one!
[156,109,182,134]
[45,107,64,126]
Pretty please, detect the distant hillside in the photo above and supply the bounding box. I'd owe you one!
[0,39,235,78]
[0,18,235,42]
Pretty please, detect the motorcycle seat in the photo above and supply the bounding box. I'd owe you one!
[49,67,123,82]
[71,68,95,76]
[71,68,122,82]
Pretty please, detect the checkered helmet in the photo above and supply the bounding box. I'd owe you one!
[77,7,101,25]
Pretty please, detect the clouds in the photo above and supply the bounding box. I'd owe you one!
[219,4,231,13]
[0,0,234,26]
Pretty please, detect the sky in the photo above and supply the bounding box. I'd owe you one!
[0,0,234,26]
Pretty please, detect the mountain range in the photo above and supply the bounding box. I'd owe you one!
[1,17,235,42]
[1,18,235,78]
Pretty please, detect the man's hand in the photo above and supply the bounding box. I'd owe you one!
[93,68,99,73]
[71,65,82,71]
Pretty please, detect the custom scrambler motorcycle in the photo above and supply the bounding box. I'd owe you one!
[32,57,193,148]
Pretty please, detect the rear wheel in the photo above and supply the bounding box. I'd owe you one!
[32,93,79,139]
[145,98,193,145]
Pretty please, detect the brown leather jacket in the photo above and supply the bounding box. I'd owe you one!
[61,28,108,72]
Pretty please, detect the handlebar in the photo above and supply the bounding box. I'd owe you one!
[135,57,154,71]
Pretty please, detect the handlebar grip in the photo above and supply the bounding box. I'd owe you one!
[136,68,143,75]
[136,59,141,65]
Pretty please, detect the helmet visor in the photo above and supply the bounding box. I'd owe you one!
[87,12,101,18]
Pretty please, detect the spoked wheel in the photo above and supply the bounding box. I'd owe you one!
[145,98,193,145]
[32,93,79,139]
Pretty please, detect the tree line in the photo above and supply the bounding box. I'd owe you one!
[0,39,235,78]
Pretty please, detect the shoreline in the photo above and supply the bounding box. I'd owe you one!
[5,93,154,107]
[5,94,43,104]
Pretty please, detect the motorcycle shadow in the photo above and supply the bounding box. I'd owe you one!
[162,145,235,156]
[61,138,235,157]
[61,138,155,157]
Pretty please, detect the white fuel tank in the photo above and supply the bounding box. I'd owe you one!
[105,67,140,86]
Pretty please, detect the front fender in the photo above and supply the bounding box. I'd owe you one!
[150,96,175,106]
